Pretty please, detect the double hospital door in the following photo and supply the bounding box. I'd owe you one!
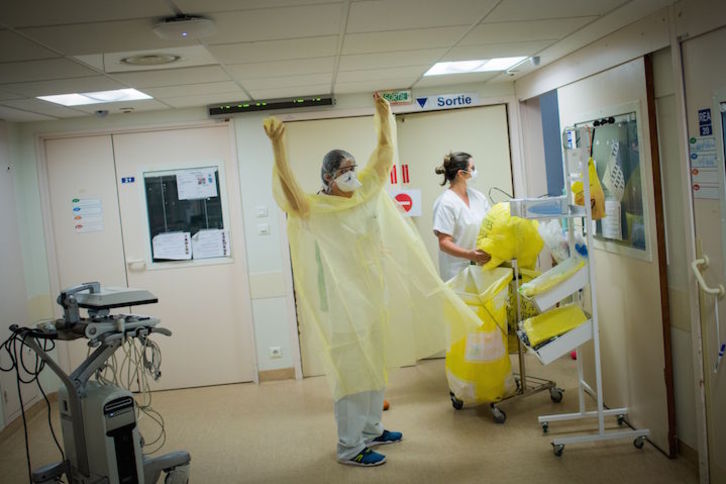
[44,125,255,390]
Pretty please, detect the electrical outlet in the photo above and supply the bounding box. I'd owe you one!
[269,346,282,359]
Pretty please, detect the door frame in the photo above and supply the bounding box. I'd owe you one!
[669,19,710,480]
[35,120,261,380]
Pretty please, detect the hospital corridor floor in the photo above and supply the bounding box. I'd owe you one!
[0,356,697,483]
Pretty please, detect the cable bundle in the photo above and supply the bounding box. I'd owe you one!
[1,324,65,483]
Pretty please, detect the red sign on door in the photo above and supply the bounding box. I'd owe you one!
[394,193,413,212]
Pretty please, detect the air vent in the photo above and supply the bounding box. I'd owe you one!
[208,95,335,118]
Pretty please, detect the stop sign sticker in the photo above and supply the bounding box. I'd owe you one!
[391,189,421,217]
[395,193,413,212]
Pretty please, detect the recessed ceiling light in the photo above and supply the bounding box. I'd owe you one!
[121,54,181,66]
[424,57,528,76]
[38,88,152,106]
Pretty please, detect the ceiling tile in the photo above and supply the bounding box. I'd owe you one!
[111,66,230,88]
[1,76,127,97]
[413,72,499,88]
[484,0,625,22]
[0,58,97,84]
[0,0,173,28]
[336,66,426,84]
[339,49,446,71]
[175,0,342,12]
[19,19,192,56]
[72,99,170,114]
[1,98,87,118]
[241,73,332,90]
[443,41,555,61]
[0,104,55,122]
[248,83,331,100]
[0,30,59,62]
[209,5,343,44]
[161,92,250,108]
[228,57,334,81]
[143,81,242,98]
[346,0,499,33]
[461,17,597,45]
[342,26,467,55]
[0,88,25,101]
[207,36,338,64]
[334,78,414,94]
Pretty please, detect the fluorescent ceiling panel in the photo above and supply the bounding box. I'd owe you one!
[424,57,526,76]
[38,88,152,106]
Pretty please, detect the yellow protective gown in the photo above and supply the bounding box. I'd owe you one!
[267,102,481,400]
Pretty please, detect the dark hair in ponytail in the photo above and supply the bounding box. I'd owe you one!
[434,152,471,186]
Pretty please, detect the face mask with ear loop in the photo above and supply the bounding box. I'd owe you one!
[334,170,362,192]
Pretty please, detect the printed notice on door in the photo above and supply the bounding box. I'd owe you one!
[191,229,231,259]
[176,168,218,200]
[152,232,192,260]
[72,198,104,233]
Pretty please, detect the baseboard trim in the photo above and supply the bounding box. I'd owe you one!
[677,439,698,465]
[258,368,295,382]
[0,392,57,444]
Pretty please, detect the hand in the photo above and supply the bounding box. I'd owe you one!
[373,92,390,116]
[263,117,285,141]
[469,249,491,265]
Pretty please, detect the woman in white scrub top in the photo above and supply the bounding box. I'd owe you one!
[433,152,491,281]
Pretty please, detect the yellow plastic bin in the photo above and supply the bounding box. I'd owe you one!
[445,266,517,406]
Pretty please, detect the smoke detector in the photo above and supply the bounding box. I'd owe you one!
[152,15,216,40]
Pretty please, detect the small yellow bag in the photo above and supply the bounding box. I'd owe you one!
[519,257,586,297]
[477,203,544,271]
[572,158,605,220]
[520,304,588,348]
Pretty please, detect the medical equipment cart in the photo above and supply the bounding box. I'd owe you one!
[515,126,650,456]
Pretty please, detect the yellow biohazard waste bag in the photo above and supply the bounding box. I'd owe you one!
[477,203,544,271]
[520,304,588,349]
[519,257,586,297]
[445,267,517,404]
[572,158,605,220]
[507,268,540,354]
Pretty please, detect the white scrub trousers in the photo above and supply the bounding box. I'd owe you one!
[334,390,385,460]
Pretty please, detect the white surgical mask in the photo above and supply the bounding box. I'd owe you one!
[334,170,362,192]
[467,168,479,181]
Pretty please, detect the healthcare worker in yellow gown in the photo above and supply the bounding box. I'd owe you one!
[264,94,481,467]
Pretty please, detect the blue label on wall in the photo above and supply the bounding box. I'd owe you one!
[698,108,712,126]
[121,176,135,184]
[700,125,713,136]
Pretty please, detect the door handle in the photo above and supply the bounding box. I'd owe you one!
[692,255,726,372]
[691,256,725,296]
[126,258,146,271]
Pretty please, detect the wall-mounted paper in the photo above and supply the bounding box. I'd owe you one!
[176,168,218,200]
[152,232,191,260]
[191,229,230,259]
[602,199,623,240]
[72,198,104,233]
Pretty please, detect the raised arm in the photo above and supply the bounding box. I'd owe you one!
[264,117,310,218]
[366,93,395,182]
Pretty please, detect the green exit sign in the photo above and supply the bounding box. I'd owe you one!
[380,90,412,105]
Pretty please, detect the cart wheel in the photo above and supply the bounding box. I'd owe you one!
[542,422,549,434]
[553,443,565,457]
[634,436,646,449]
[515,376,522,392]
[617,414,625,426]
[451,395,464,410]
[490,404,506,424]
[549,387,564,403]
